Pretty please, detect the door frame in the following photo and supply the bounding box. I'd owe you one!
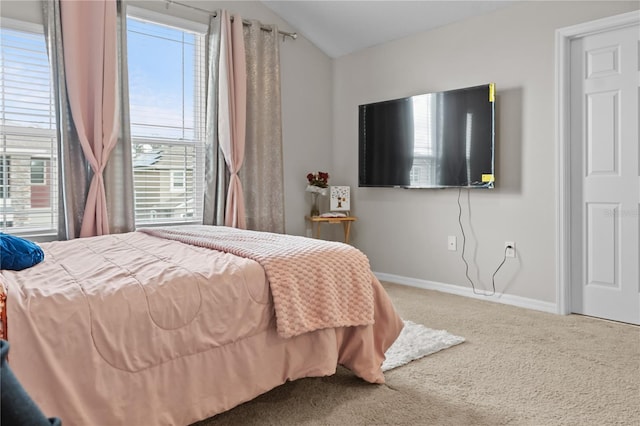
[555,11,639,315]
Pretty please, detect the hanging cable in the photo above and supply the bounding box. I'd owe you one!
[457,187,508,296]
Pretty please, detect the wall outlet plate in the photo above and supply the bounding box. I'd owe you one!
[448,236,457,251]
[505,241,516,258]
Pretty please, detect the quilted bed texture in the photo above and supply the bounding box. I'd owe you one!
[141,225,376,338]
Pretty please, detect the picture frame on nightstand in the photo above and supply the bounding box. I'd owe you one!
[329,186,350,213]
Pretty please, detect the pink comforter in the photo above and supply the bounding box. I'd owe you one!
[141,225,375,338]
[1,229,403,425]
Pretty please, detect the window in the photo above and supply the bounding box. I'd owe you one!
[170,170,185,191]
[0,157,9,199]
[126,8,206,226]
[410,95,437,187]
[30,158,51,209]
[30,158,46,184]
[0,19,58,234]
[0,156,11,228]
[2,13,209,233]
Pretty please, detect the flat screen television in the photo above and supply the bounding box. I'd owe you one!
[358,83,495,189]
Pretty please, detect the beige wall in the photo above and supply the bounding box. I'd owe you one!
[0,0,333,237]
[332,1,639,304]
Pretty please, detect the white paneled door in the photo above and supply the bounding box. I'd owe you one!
[569,21,639,325]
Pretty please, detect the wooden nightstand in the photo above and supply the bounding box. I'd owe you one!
[305,216,357,244]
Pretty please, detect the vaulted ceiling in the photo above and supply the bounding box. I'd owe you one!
[261,1,517,57]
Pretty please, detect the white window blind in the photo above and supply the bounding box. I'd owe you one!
[0,20,58,235]
[127,11,206,226]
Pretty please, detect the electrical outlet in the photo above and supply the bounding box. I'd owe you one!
[505,241,516,258]
[448,236,457,251]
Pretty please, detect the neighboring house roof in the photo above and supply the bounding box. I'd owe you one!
[133,151,194,171]
[133,151,162,168]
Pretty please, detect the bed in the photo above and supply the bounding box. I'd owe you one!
[0,225,403,426]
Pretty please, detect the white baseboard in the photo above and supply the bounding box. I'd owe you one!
[374,272,558,314]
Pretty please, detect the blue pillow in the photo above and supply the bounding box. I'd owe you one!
[0,233,45,271]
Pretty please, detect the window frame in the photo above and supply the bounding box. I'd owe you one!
[126,7,207,228]
[0,17,58,238]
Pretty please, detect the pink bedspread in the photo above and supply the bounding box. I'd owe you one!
[140,225,375,338]
[1,229,403,425]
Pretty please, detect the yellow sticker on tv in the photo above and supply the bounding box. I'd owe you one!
[482,174,495,183]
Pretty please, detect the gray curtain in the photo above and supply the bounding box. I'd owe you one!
[43,0,87,239]
[42,0,134,239]
[104,0,135,235]
[202,12,227,226]
[241,21,284,233]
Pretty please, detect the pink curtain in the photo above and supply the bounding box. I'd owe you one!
[60,0,119,237]
[218,11,247,229]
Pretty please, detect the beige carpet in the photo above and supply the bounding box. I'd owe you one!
[195,282,640,425]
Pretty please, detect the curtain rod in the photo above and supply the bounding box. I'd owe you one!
[165,0,298,40]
